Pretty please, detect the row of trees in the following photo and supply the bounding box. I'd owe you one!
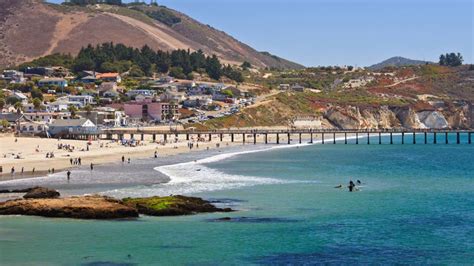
[20,43,245,82]
[439,53,463,67]
[73,43,243,81]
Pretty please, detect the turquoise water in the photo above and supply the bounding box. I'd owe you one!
[1,134,473,265]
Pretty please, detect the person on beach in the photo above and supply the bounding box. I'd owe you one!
[67,170,71,181]
[90,163,94,171]
[154,151,158,158]
[52,168,55,173]
[21,167,24,174]
[128,158,131,164]
[11,166,15,175]
[32,168,35,174]
[78,157,82,165]
[348,180,356,192]
[122,156,125,163]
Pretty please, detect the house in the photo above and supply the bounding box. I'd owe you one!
[46,100,78,112]
[11,91,29,104]
[60,95,95,107]
[183,95,213,108]
[18,121,48,134]
[96,73,121,83]
[38,78,68,88]
[79,75,97,84]
[125,90,155,98]
[0,113,24,128]
[159,89,186,102]
[78,108,127,127]
[24,67,54,76]
[291,84,305,92]
[47,118,97,136]
[1,70,25,84]
[23,112,71,123]
[124,99,179,122]
[279,84,290,90]
[212,92,230,102]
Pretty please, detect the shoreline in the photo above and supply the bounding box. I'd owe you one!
[0,132,378,188]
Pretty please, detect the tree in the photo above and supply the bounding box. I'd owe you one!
[68,105,78,118]
[6,96,20,105]
[439,52,463,67]
[0,119,9,129]
[241,61,252,70]
[84,104,93,115]
[169,67,186,79]
[206,55,222,80]
[32,98,42,110]
[14,102,23,113]
[31,88,43,100]
[0,98,5,110]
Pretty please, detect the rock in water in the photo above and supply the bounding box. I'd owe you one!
[23,187,60,199]
[0,196,139,219]
[123,195,233,216]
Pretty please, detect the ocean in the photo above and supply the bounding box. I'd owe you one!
[0,134,473,265]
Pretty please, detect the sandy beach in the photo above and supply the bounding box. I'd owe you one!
[0,133,249,181]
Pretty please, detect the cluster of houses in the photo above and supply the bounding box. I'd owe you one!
[0,67,254,137]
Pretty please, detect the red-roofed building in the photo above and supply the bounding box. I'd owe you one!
[96,73,121,83]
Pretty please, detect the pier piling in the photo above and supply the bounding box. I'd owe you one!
[356,133,358,144]
[434,132,437,144]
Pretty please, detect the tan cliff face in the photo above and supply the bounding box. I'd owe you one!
[322,104,472,130]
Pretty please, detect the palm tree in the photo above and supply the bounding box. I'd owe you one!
[14,102,23,114]
[68,105,78,118]
[84,104,93,115]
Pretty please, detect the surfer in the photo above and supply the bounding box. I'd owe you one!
[334,184,343,189]
[357,180,361,185]
[348,180,356,192]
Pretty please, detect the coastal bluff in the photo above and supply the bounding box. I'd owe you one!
[0,188,232,219]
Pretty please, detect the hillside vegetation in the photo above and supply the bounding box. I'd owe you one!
[0,0,303,69]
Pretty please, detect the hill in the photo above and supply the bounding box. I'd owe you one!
[368,56,431,70]
[0,0,303,69]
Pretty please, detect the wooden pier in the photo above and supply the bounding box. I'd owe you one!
[65,128,474,145]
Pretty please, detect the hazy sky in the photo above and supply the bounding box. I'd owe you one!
[48,0,473,67]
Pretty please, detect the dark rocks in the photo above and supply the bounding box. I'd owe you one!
[0,190,233,219]
[0,196,139,219]
[23,187,60,199]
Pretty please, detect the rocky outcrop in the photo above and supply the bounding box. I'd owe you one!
[324,106,362,129]
[0,192,233,219]
[416,111,448,129]
[123,195,233,216]
[0,196,139,219]
[23,187,60,199]
[322,104,473,130]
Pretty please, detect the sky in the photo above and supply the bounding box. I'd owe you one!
[48,0,473,67]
